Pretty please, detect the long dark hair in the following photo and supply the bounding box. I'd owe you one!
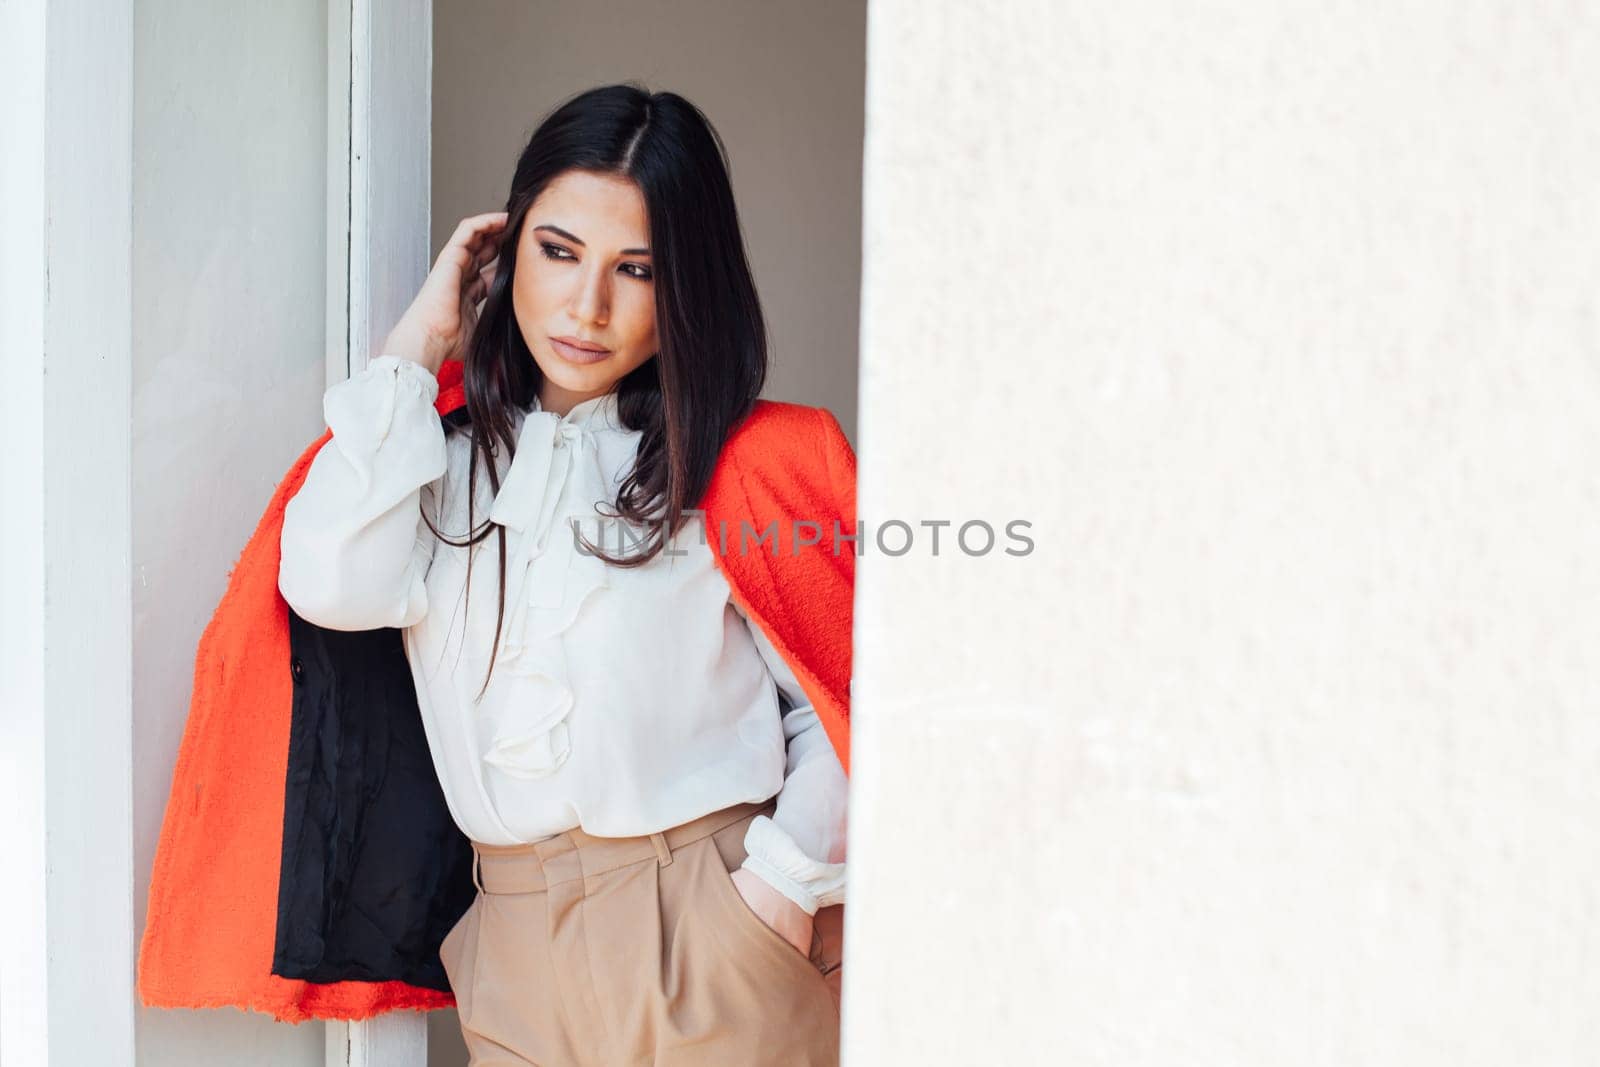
[420,83,769,702]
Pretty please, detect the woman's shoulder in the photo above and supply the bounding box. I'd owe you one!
[712,398,855,509]
[723,399,850,456]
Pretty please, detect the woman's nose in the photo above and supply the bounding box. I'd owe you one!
[569,269,609,325]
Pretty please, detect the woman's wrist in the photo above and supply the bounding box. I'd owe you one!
[380,324,446,377]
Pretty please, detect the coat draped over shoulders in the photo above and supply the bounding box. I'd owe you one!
[136,359,856,1022]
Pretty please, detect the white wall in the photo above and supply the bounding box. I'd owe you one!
[851,2,1600,1063]
[132,0,331,1063]
[431,0,866,439]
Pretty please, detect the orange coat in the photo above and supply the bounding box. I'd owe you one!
[136,359,856,1022]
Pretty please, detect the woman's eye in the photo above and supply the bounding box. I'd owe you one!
[541,243,650,281]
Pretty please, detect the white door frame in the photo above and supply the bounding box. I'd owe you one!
[324,1,434,1064]
[1,0,137,1065]
[329,0,433,387]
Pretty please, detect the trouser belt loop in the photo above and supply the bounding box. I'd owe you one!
[650,830,673,867]
[472,849,485,893]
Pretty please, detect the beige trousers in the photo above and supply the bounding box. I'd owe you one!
[438,796,843,1066]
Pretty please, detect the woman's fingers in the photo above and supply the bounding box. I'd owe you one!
[468,243,501,285]
[453,211,507,240]
[444,213,507,311]
[469,258,496,298]
[472,239,502,270]
[457,212,508,256]
[435,216,505,277]
[465,230,503,262]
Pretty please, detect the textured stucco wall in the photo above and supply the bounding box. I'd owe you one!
[850,3,1600,1063]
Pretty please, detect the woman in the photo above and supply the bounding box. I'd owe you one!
[277,83,849,1065]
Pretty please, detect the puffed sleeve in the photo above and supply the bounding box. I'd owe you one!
[733,600,848,916]
[278,354,448,631]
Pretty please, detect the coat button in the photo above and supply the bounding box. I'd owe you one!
[290,656,305,684]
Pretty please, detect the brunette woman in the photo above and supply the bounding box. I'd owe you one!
[278,83,849,1065]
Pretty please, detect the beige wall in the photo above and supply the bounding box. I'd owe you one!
[431,0,865,440]
[852,1,1600,1063]
[132,0,329,1063]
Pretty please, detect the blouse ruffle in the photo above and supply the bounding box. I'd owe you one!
[476,408,613,780]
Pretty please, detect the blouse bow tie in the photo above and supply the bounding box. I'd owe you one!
[477,409,613,780]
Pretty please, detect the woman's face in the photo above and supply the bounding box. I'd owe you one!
[511,169,658,416]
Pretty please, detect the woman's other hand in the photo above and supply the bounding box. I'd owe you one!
[381,211,509,375]
[728,867,815,959]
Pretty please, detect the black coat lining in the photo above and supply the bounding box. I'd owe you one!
[272,609,475,990]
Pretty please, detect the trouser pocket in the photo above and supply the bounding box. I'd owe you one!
[437,894,482,1027]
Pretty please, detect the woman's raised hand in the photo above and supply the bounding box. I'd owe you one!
[381,211,510,376]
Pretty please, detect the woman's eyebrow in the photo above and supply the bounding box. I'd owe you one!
[533,223,651,256]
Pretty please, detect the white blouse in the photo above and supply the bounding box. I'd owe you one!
[277,355,847,915]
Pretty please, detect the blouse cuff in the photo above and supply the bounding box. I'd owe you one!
[739,814,846,916]
[322,355,441,487]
